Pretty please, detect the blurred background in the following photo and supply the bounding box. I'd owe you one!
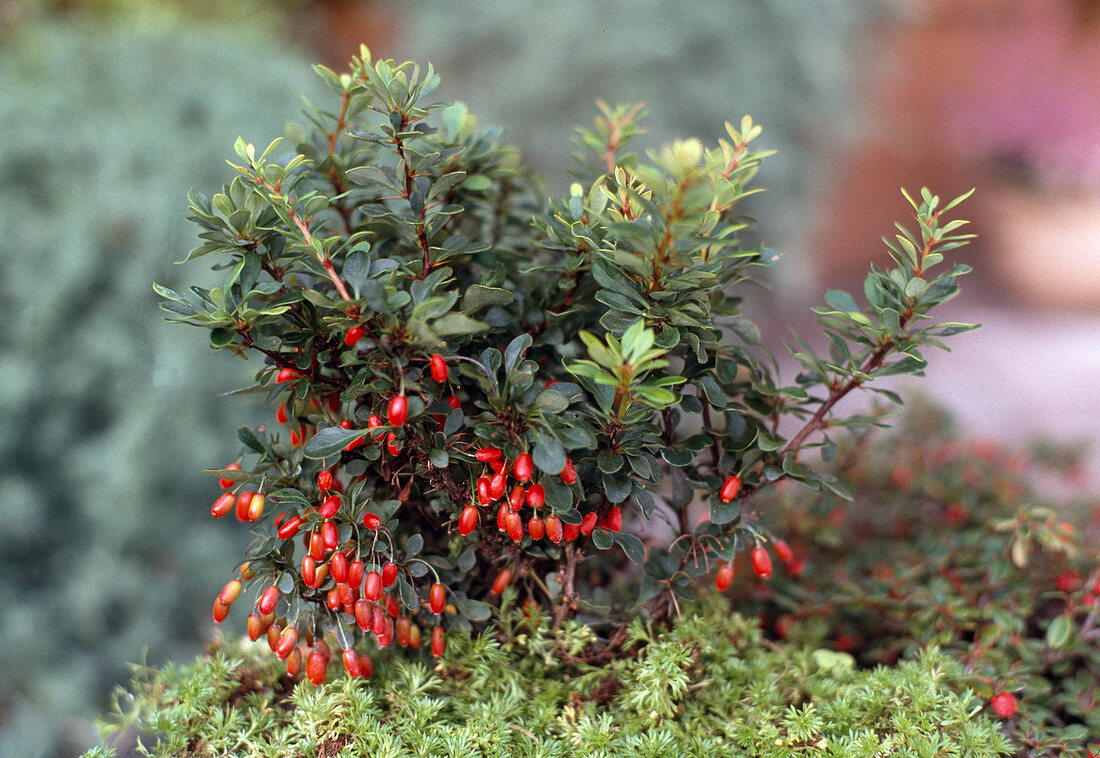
[2,0,1098,754]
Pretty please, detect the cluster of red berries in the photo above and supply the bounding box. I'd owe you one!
[205,356,463,684]
[208,344,768,686]
[456,446,624,549]
[712,532,793,591]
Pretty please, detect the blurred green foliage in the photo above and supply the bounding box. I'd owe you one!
[0,17,321,757]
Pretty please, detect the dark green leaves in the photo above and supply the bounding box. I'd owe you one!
[302,426,368,459]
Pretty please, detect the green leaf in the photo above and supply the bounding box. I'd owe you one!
[343,249,371,298]
[432,312,489,336]
[429,449,449,468]
[1046,614,1074,649]
[461,284,514,314]
[451,595,492,622]
[710,499,739,525]
[302,426,367,459]
[237,426,266,454]
[614,532,646,563]
[460,174,492,191]
[824,289,860,313]
[503,333,533,375]
[532,434,566,475]
[591,528,613,550]
[210,327,235,348]
[533,389,570,414]
[603,472,632,503]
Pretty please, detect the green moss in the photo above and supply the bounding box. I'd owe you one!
[90,606,1011,757]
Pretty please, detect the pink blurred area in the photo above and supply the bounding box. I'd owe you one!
[803,0,1100,491]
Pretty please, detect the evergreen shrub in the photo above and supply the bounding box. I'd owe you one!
[84,46,1015,756]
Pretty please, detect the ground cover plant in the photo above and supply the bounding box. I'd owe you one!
[80,47,1045,754]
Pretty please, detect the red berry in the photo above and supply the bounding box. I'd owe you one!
[219,462,241,489]
[458,504,479,535]
[342,648,362,677]
[719,475,741,503]
[275,367,298,384]
[488,473,505,502]
[1056,570,1082,593]
[447,395,461,410]
[211,493,235,518]
[560,457,577,484]
[528,517,545,541]
[302,555,318,588]
[386,432,400,455]
[408,624,422,649]
[513,453,534,483]
[258,584,280,615]
[329,552,349,584]
[601,506,622,532]
[344,325,366,346]
[285,648,302,677]
[275,625,298,660]
[751,546,773,580]
[235,491,255,522]
[247,613,267,641]
[526,484,546,509]
[306,650,327,685]
[491,567,513,595]
[246,493,265,522]
[358,653,373,678]
[386,593,400,617]
[715,561,734,591]
[991,691,1017,718]
[325,587,341,610]
[364,571,382,602]
[430,582,446,614]
[354,599,372,630]
[773,540,793,564]
[348,559,365,591]
[317,470,334,492]
[276,515,303,540]
[381,562,397,588]
[545,514,564,543]
[476,447,503,463]
[395,616,412,647]
[309,532,325,561]
[429,354,448,383]
[267,622,282,653]
[277,403,288,424]
[212,598,230,623]
[387,394,408,426]
[580,512,598,536]
[477,477,493,505]
[508,485,526,512]
[497,504,509,531]
[319,494,341,519]
[362,512,382,530]
[563,523,580,541]
[431,625,446,656]
[506,511,524,542]
[321,520,338,550]
[218,579,243,606]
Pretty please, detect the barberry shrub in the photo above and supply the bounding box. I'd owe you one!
[156,46,976,680]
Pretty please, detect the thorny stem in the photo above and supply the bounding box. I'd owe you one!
[326,91,355,236]
[553,543,579,629]
[601,102,645,175]
[392,122,433,279]
[248,171,353,302]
